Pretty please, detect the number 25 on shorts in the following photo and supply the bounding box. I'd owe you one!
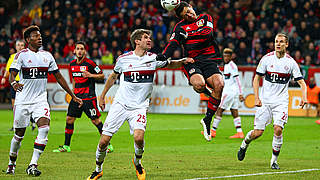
[137,114,146,124]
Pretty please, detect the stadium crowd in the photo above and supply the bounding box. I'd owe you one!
[0,0,319,66]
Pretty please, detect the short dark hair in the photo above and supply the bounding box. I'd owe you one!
[75,41,86,48]
[130,29,152,49]
[174,1,190,19]
[23,25,40,42]
[276,33,289,43]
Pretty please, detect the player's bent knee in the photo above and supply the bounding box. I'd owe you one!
[99,135,111,148]
[192,84,206,93]
[253,129,264,138]
[273,126,283,136]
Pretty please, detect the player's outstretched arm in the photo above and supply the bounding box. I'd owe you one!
[99,71,119,110]
[166,57,195,69]
[53,71,83,107]
[297,79,307,108]
[253,74,262,107]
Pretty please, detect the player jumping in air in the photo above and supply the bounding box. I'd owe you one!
[157,1,224,141]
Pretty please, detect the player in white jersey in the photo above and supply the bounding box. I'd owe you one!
[6,25,83,176]
[202,48,245,139]
[87,29,194,180]
[237,33,307,169]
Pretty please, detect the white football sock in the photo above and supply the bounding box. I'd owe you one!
[9,134,24,165]
[30,125,49,165]
[95,144,108,172]
[271,134,283,165]
[212,116,222,130]
[240,130,254,149]
[134,142,144,166]
[233,117,243,132]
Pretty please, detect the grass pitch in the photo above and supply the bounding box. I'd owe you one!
[0,110,319,179]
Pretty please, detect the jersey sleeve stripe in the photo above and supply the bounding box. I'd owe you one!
[256,72,265,76]
[294,77,303,81]
[48,69,59,74]
[9,68,19,72]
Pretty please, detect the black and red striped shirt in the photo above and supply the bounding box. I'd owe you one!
[163,14,221,62]
[70,58,102,99]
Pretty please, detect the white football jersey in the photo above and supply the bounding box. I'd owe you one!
[222,60,242,95]
[256,51,303,104]
[113,51,167,109]
[10,48,58,105]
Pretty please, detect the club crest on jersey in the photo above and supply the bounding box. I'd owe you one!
[196,19,205,27]
[189,68,195,74]
[170,33,175,40]
[43,58,48,63]
[128,64,133,68]
[284,65,289,71]
[80,66,86,72]
[28,59,32,63]
[94,66,101,73]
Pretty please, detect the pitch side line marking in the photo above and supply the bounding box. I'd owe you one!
[184,168,320,180]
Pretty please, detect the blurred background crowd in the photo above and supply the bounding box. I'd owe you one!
[0,0,319,68]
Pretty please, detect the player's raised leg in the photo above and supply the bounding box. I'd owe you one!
[200,74,223,141]
[87,134,110,180]
[238,129,263,161]
[91,117,113,153]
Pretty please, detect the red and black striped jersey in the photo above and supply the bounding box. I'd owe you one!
[163,14,221,62]
[70,58,102,99]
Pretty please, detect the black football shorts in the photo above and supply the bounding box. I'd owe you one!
[67,98,101,120]
[183,60,222,80]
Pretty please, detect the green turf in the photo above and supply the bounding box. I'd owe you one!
[0,109,319,179]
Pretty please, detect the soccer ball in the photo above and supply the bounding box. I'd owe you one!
[160,0,180,12]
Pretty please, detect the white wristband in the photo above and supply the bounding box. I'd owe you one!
[11,81,17,86]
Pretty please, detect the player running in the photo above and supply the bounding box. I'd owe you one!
[5,25,82,176]
[53,41,113,153]
[201,48,245,138]
[156,1,224,141]
[237,33,307,169]
[87,29,194,180]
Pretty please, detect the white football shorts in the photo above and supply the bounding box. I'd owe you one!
[254,103,288,130]
[219,93,239,110]
[13,101,51,128]
[102,101,147,136]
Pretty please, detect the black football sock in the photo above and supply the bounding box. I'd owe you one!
[64,123,74,146]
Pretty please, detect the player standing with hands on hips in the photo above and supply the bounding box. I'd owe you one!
[157,1,224,141]
[237,33,307,169]
[6,25,83,176]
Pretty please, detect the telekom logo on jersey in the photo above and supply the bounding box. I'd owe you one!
[29,68,38,78]
[270,73,279,82]
[131,72,140,82]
